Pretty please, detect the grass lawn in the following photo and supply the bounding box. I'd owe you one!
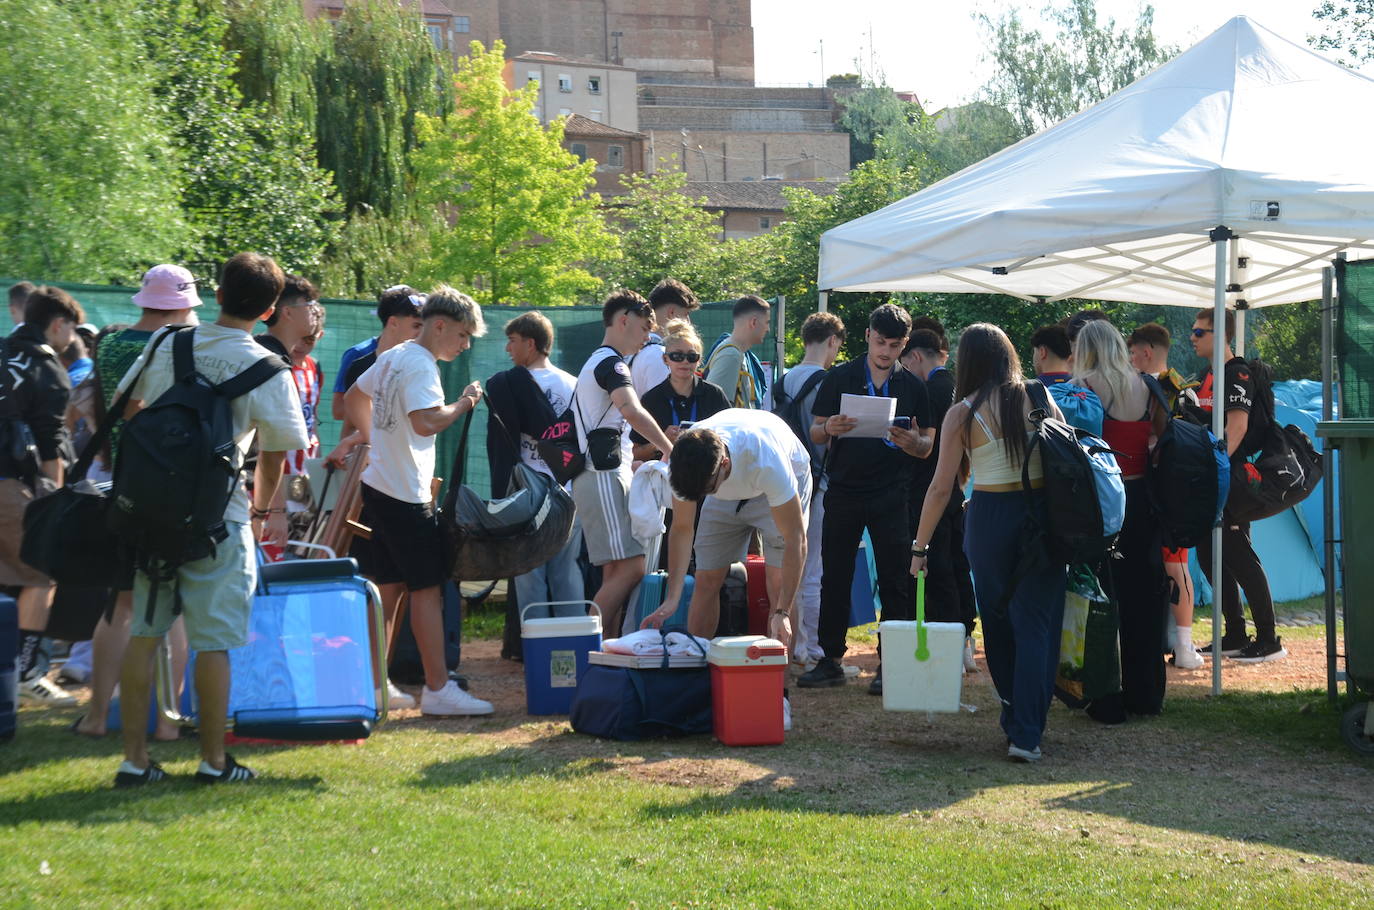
[3,599,1371,908]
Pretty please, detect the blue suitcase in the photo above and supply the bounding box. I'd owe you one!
[631,572,695,632]
[160,557,387,741]
[0,592,16,742]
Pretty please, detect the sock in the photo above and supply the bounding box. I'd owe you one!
[1177,626,1194,654]
[17,630,43,679]
[118,760,148,775]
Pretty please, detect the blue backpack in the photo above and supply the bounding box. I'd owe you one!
[1046,381,1105,437]
[1024,381,1125,565]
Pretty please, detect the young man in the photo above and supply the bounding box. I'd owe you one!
[330,285,424,422]
[7,281,35,328]
[643,408,811,728]
[345,286,494,715]
[778,312,845,669]
[490,311,584,617]
[799,304,934,691]
[631,278,699,395]
[571,290,675,636]
[260,319,328,552]
[113,252,308,786]
[255,274,320,367]
[704,294,771,409]
[1128,321,1202,668]
[1030,323,1074,384]
[901,326,979,673]
[1191,307,1285,663]
[2,287,83,706]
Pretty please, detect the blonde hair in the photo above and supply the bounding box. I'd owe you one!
[424,284,487,337]
[1072,318,1146,419]
[661,318,701,353]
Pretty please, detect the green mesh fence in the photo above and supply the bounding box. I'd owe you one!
[1337,260,1374,419]
[2,279,785,498]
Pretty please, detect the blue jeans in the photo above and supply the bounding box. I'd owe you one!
[513,518,586,619]
[965,491,1066,751]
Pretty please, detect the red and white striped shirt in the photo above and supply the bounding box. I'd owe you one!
[285,356,322,475]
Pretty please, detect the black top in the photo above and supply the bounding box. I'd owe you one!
[253,332,292,368]
[630,376,730,445]
[342,350,377,392]
[1197,356,1269,459]
[1,324,71,465]
[811,357,930,495]
[908,365,955,505]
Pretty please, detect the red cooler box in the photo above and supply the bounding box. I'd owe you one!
[708,636,787,746]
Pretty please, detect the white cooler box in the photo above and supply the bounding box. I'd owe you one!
[878,618,965,713]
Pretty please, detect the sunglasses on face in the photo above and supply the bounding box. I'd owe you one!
[666,351,700,363]
[1191,328,1214,338]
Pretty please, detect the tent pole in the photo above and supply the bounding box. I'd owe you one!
[1234,310,1246,357]
[1210,228,1229,697]
[818,290,829,314]
[1321,265,1337,705]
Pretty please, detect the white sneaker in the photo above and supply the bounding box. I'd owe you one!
[387,681,416,711]
[963,637,979,673]
[420,680,494,716]
[1172,648,1205,670]
[782,697,792,733]
[841,664,860,679]
[19,674,78,707]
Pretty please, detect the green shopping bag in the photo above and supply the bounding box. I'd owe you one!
[1055,563,1122,708]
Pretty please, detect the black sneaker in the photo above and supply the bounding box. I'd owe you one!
[868,667,883,696]
[195,753,257,784]
[1231,637,1288,664]
[114,760,169,788]
[797,657,846,689]
[1199,634,1252,658]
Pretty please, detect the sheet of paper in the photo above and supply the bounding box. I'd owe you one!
[839,393,897,439]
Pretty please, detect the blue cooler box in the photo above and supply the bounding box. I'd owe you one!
[521,601,602,715]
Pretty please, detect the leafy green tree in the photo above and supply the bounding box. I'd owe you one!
[316,207,439,299]
[412,41,618,306]
[1253,301,1322,380]
[222,0,321,133]
[836,81,924,166]
[315,0,450,217]
[1311,1,1374,64]
[0,0,189,282]
[979,0,1176,138]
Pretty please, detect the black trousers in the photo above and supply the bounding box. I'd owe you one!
[1196,512,1276,643]
[818,488,911,659]
[910,489,977,635]
[1109,480,1168,716]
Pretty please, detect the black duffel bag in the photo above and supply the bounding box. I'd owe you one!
[1226,421,1322,523]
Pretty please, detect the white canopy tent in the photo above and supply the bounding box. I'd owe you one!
[818,16,1367,694]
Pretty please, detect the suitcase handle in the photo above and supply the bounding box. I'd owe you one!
[521,601,603,626]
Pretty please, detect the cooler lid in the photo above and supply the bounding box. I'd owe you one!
[521,615,601,639]
[708,635,788,666]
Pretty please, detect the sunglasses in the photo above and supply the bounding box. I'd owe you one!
[666,351,701,363]
[1191,328,1215,338]
[174,277,208,292]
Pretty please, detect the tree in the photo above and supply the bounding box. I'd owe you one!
[1311,1,1374,64]
[315,0,450,217]
[412,41,618,306]
[1253,302,1322,380]
[316,207,439,300]
[0,0,189,282]
[836,81,924,166]
[978,0,1176,138]
[222,0,321,134]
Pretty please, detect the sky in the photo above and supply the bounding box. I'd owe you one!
[752,0,1340,110]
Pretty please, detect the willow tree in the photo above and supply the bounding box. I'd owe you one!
[222,0,321,135]
[412,41,618,306]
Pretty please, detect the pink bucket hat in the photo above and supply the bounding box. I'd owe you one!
[131,264,203,310]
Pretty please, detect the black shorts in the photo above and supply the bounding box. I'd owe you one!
[358,483,447,592]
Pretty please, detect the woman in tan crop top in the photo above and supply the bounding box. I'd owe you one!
[910,324,1068,763]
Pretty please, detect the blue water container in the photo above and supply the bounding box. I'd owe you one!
[0,592,17,742]
[521,601,602,715]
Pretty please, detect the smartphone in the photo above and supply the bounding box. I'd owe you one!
[678,421,695,430]
[891,416,912,430]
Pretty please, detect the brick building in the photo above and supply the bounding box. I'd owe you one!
[562,115,646,197]
[307,0,499,58]
[686,180,842,240]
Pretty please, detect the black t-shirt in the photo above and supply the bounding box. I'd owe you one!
[343,350,377,392]
[1198,356,1269,459]
[630,376,731,445]
[908,366,955,504]
[811,357,930,495]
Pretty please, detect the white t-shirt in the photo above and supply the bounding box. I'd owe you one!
[116,323,308,524]
[355,340,445,503]
[574,345,634,473]
[781,363,829,490]
[630,337,669,396]
[693,408,811,507]
[522,363,577,478]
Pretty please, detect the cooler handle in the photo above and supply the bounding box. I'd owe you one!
[914,573,930,663]
[520,600,603,625]
[746,644,787,660]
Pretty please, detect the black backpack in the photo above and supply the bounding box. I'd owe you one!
[1225,361,1322,523]
[771,368,826,477]
[108,327,288,619]
[1024,381,1126,566]
[1143,375,1230,548]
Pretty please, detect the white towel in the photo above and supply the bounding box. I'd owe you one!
[628,460,673,546]
[602,629,711,657]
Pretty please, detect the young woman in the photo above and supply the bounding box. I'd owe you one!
[1072,319,1169,720]
[910,324,1068,762]
[630,319,730,462]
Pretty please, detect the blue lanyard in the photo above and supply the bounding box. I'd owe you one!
[864,359,897,448]
[928,365,947,382]
[670,391,698,426]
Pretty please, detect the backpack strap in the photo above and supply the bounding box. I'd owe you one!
[215,352,289,400]
[172,326,198,384]
[1142,372,1174,419]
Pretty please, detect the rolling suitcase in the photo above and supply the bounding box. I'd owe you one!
[715,562,749,636]
[161,554,387,741]
[0,592,16,742]
[745,554,771,635]
[625,528,694,635]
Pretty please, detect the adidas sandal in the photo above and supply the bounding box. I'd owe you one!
[114,760,169,788]
[196,753,257,784]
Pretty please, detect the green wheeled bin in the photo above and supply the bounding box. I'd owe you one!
[1318,420,1374,756]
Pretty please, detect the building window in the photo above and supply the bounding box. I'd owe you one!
[588,76,602,94]
[558,107,572,118]
[425,23,445,50]
[608,145,625,168]
[570,143,588,162]
[759,216,772,230]
[589,109,603,123]
[526,70,539,85]
[454,16,470,33]
[558,73,573,93]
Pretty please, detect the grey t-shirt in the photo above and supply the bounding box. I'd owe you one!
[781,363,828,491]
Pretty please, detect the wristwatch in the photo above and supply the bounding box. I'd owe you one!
[910,541,928,557]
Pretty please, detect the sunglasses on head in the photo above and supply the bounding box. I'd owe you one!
[666,351,700,363]
[1191,327,1215,338]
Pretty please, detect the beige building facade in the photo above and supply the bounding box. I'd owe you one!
[506,53,639,133]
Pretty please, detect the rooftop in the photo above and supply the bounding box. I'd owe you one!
[561,114,644,140]
[513,51,635,72]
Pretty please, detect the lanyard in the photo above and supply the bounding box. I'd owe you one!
[928,365,947,382]
[669,390,698,426]
[863,358,897,448]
